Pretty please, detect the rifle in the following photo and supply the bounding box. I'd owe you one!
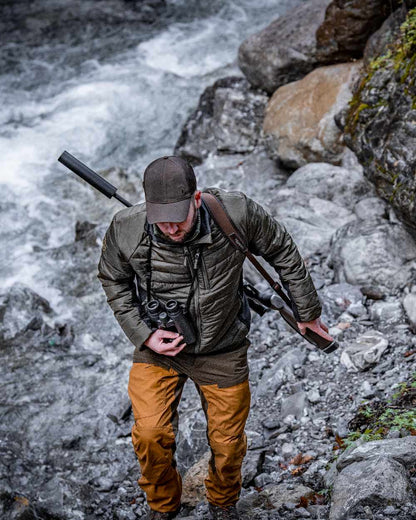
[58,151,338,354]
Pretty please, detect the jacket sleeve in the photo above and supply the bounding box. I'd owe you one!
[245,196,322,323]
[97,218,152,349]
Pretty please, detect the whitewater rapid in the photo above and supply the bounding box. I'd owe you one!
[0,0,300,315]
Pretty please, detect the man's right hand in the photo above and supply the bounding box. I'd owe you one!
[144,329,186,356]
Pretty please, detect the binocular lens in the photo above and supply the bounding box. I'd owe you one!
[147,300,160,312]
[165,300,178,312]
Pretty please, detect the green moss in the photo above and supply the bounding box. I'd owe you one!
[334,373,416,454]
[345,8,416,136]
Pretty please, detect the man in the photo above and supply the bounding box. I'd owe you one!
[97,156,331,520]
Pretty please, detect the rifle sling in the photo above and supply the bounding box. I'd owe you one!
[202,193,293,309]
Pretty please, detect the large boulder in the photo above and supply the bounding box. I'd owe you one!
[238,0,331,94]
[328,218,416,291]
[285,162,372,210]
[270,187,356,258]
[329,457,414,520]
[264,161,372,257]
[343,8,416,237]
[174,77,268,165]
[264,62,361,169]
[316,0,401,63]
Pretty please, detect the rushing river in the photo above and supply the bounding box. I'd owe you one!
[0,0,302,313]
[1,2,303,516]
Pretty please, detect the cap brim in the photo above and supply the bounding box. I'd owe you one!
[146,198,191,224]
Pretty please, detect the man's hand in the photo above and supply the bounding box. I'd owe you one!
[297,317,333,341]
[144,329,186,356]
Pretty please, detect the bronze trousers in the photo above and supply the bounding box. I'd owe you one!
[128,362,251,513]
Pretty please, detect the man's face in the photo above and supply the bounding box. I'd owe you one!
[156,192,202,243]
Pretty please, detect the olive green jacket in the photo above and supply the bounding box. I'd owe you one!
[97,188,321,356]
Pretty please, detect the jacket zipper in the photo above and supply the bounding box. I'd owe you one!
[185,247,202,352]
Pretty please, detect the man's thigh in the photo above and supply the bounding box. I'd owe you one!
[128,362,187,428]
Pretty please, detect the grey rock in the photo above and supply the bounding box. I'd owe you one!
[336,437,416,471]
[329,219,416,291]
[255,350,306,398]
[360,380,375,398]
[236,490,270,514]
[369,301,404,325]
[281,391,307,421]
[0,283,52,342]
[175,77,268,164]
[270,187,356,258]
[403,291,416,330]
[340,330,388,372]
[238,0,331,94]
[281,442,296,459]
[307,390,321,404]
[260,483,314,510]
[329,457,414,520]
[194,146,288,203]
[354,197,388,221]
[253,472,273,488]
[286,163,372,210]
[242,450,265,487]
[320,283,364,322]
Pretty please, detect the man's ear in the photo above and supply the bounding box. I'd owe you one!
[195,191,202,209]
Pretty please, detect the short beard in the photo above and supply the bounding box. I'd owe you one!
[163,208,199,244]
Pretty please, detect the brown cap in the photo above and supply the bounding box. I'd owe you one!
[143,156,197,224]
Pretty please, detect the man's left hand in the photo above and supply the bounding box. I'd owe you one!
[297,317,333,341]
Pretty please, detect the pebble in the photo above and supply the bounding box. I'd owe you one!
[307,390,320,403]
[295,507,311,517]
[281,443,295,459]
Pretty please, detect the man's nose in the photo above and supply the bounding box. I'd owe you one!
[166,223,179,234]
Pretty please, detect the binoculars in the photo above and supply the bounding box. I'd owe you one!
[146,299,196,345]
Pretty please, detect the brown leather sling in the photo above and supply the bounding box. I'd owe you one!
[202,193,338,354]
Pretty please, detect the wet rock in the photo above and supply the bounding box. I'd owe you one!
[238,0,331,94]
[329,219,416,291]
[343,8,416,237]
[260,483,314,510]
[403,291,416,331]
[175,77,268,165]
[0,283,52,343]
[340,330,388,372]
[286,163,372,210]
[75,220,99,247]
[264,62,362,169]
[329,457,414,520]
[316,0,401,63]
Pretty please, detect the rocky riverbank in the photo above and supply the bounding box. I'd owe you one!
[1,1,416,520]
